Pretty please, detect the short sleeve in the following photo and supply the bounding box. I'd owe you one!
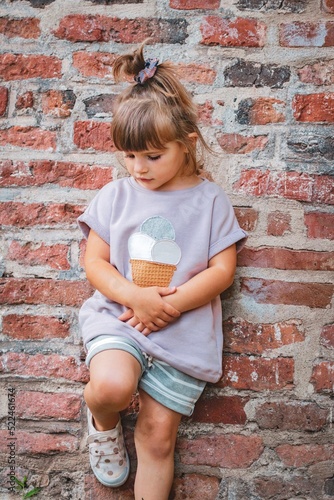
[77,184,113,244]
[209,188,247,260]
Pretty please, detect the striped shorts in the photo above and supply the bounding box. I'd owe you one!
[85,335,206,416]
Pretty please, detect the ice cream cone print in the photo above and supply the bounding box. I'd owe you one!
[128,216,181,287]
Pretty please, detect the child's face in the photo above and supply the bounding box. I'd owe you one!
[123,141,194,191]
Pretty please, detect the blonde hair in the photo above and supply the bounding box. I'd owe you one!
[111,42,210,174]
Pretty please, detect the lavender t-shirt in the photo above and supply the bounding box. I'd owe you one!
[78,177,247,383]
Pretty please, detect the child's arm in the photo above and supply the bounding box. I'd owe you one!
[84,229,181,331]
[120,244,237,335]
[163,244,237,312]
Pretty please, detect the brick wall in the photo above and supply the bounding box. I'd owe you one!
[0,0,333,498]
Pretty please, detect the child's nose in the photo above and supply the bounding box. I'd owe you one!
[134,158,148,173]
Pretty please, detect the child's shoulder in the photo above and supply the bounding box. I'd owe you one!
[200,178,228,198]
[97,176,130,196]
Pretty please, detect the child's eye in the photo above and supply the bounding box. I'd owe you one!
[124,154,135,159]
[148,155,161,161]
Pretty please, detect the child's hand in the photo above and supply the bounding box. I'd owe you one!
[118,310,152,336]
[118,286,180,334]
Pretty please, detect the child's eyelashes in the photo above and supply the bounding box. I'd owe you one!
[124,153,162,161]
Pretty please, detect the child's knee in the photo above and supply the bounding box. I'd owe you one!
[135,416,177,459]
[85,374,134,410]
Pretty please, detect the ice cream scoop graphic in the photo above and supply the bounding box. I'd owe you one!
[128,216,181,287]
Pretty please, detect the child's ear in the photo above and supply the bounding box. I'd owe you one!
[188,132,198,143]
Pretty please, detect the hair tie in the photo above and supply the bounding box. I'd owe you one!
[134,58,159,85]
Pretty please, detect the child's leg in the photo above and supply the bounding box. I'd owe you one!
[85,349,142,430]
[84,348,142,488]
[134,389,182,500]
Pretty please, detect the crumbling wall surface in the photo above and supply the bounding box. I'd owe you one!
[0,0,333,498]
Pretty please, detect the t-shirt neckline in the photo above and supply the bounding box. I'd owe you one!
[128,176,207,194]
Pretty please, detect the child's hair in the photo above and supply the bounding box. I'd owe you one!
[111,42,210,175]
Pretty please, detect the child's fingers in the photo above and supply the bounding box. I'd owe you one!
[162,302,181,318]
[141,327,152,336]
[118,309,134,321]
[123,313,167,331]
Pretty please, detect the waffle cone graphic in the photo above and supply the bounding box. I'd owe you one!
[130,259,176,288]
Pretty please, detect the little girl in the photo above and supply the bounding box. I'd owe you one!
[78,42,247,499]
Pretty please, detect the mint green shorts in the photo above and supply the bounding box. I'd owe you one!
[85,335,206,416]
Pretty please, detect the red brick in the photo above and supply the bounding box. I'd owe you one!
[0,53,62,81]
[234,170,334,205]
[241,278,333,308]
[0,160,113,190]
[217,133,268,154]
[16,90,34,110]
[73,51,116,78]
[42,90,76,118]
[7,241,71,270]
[198,100,215,125]
[191,395,248,424]
[255,401,328,431]
[234,207,258,232]
[171,0,219,8]
[0,17,40,39]
[322,0,334,13]
[172,474,220,499]
[310,361,334,392]
[0,352,89,382]
[276,443,334,467]
[223,317,304,354]
[280,22,334,47]
[16,391,81,420]
[0,278,93,307]
[237,97,285,125]
[267,211,291,236]
[0,429,78,454]
[312,172,334,203]
[0,86,8,116]
[0,202,84,227]
[298,60,334,86]
[306,173,332,204]
[304,212,334,239]
[320,324,334,350]
[0,126,56,150]
[293,93,334,123]
[220,356,294,391]
[54,15,188,44]
[74,121,115,152]
[3,314,70,340]
[200,16,266,47]
[254,475,318,499]
[54,15,107,42]
[176,63,216,85]
[238,247,334,271]
[178,433,264,468]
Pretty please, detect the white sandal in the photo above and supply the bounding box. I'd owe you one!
[87,409,130,487]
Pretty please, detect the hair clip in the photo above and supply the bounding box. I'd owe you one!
[134,58,159,85]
